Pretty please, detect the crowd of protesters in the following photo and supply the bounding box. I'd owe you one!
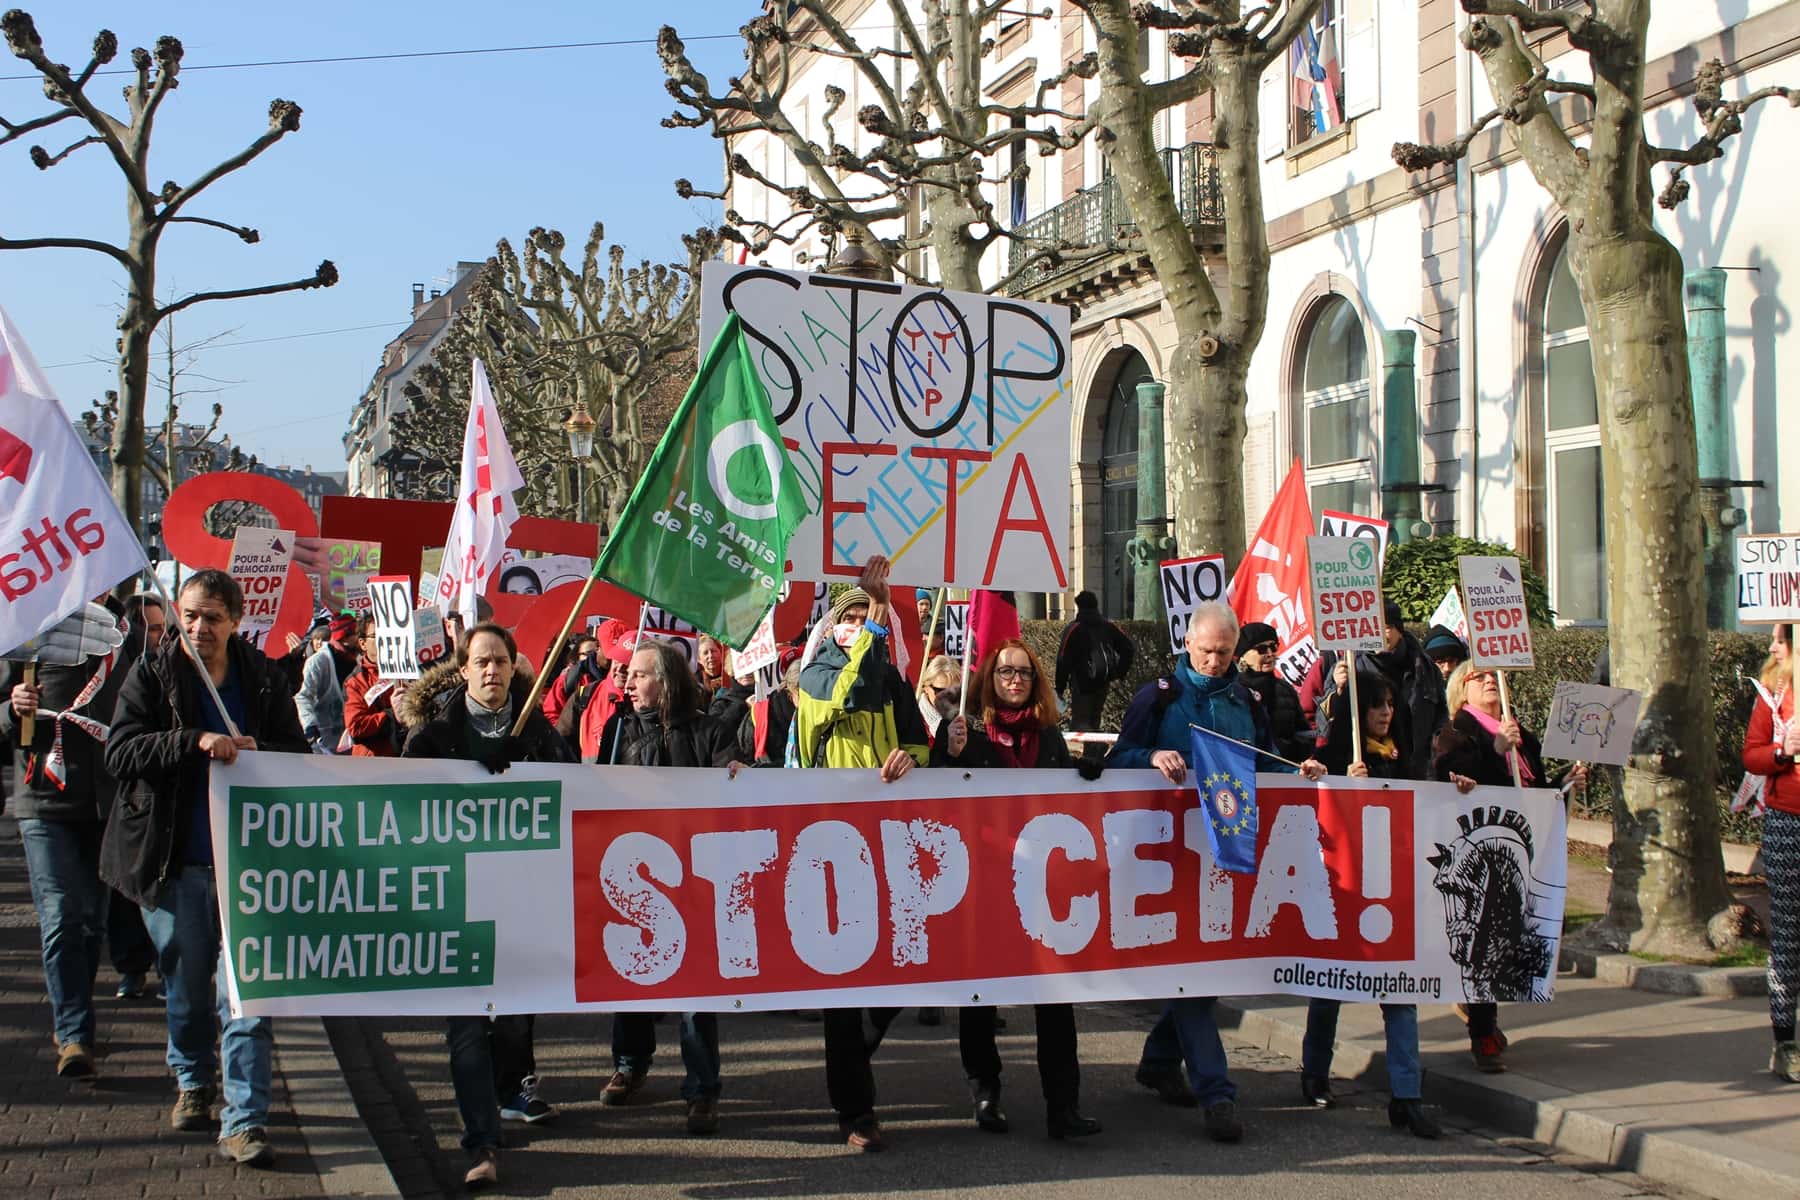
[3,559,1795,1191]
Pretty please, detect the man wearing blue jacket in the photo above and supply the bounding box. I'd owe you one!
[1109,602,1325,1142]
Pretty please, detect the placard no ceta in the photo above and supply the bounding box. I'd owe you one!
[700,263,1072,592]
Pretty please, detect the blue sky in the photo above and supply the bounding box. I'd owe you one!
[0,1,754,472]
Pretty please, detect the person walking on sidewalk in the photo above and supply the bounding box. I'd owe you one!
[401,621,574,1190]
[101,570,309,1168]
[1303,670,1466,1138]
[1107,602,1326,1142]
[935,637,1103,1141]
[794,554,932,1152]
[107,594,165,1001]
[1,594,130,1078]
[1743,623,1800,1082]
[1055,591,1134,732]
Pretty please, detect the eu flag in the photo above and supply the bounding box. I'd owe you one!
[1189,725,1261,874]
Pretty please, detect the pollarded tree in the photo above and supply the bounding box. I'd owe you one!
[395,223,713,527]
[659,1,1113,295]
[0,11,336,538]
[1072,0,1323,565]
[1391,1,1796,957]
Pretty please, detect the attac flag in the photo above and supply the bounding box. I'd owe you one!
[593,313,809,649]
[433,359,524,626]
[1228,460,1317,689]
[1189,723,1261,875]
[0,307,148,657]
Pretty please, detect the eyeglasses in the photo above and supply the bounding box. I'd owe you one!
[1251,641,1279,656]
[1467,672,1497,685]
[994,666,1036,681]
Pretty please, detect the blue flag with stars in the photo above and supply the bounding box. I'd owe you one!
[1189,724,1260,874]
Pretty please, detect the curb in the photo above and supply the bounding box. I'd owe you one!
[1558,945,1767,996]
[275,1017,404,1199]
[1217,997,1800,1200]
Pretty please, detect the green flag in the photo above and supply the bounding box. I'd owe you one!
[593,312,810,649]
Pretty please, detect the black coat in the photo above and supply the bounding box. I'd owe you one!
[1238,666,1311,763]
[1315,634,1449,780]
[1321,686,1424,782]
[930,716,1074,769]
[602,706,737,768]
[1055,611,1135,695]
[1431,707,1549,789]
[401,676,574,768]
[101,635,309,907]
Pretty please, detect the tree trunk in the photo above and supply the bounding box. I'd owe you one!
[112,315,152,541]
[1573,228,1732,956]
[1164,337,1250,563]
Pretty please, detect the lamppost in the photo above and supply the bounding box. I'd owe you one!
[563,408,597,523]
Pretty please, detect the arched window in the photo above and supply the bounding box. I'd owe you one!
[1539,240,1606,623]
[1298,295,1373,515]
[1100,351,1150,619]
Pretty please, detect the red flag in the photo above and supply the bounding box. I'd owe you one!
[1227,461,1317,688]
[969,589,1022,667]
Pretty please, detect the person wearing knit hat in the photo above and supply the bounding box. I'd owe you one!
[1422,624,1468,678]
[1234,621,1311,762]
[296,611,362,754]
[1314,598,1450,782]
[830,587,873,624]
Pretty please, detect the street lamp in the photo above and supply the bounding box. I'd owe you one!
[563,408,597,524]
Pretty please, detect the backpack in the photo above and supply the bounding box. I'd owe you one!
[1073,623,1120,690]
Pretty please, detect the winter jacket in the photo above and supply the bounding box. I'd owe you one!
[543,657,605,726]
[931,715,1073,770]
[100,635,309,907]
[1431,707,1550,790]
[1055,611,1135,696]
[342,658,403,757]
[0,618,129,822]
[395,658,571,768]
[1237,666,1311,764]
[295,644,353,752]
[794,629,931,769]
[1320,679,1423,782]
[556,674,623,761]
[601,706,738,769]
[1109,661,1292,773]
[1313,634,1449,780]
[1743,685,1799,815]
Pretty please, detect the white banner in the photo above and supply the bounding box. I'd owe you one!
[228,527,295,651]
[1429,584,1469,642]
[1737,534,1800,624]
[212,756,1568,1018]
[1307,536,1385,654]
[1159,554,1227,653]
[700,264,1072,591]
[1459,555,1535,670]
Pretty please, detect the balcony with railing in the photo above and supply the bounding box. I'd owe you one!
[1005,140,1224,298]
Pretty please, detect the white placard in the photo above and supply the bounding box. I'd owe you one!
[731,606,780,677]
[1318,509,1391,566]
[941,599,969,658]
[1458,556,1535,670]
[493,552,593,597]
[1307,536,1385,653]
[367,575,420,680]
[1736,534,1800,624]
[227,527,295,651]
[1159,554,1228,653]
[701,263,1072,591]
[1429,584,1469,642]
[414,606,449,669]
[1541,682,1642,767]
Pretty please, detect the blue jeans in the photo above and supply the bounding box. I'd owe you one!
[612,1011,722,1101]
[18,818,106,1048]
[446,1016,528,1152]
[1302,1000,1422,1100]
[1140,997,1236,1105]
[141,865,273,1136]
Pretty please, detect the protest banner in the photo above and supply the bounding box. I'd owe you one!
[492,552,593,597]
[942,599,969,658]
[1307,537,1385,655]
[701,264,1072,591]
[1429,584,1469,642]
[227,527,295,651]
[1229,461,1317,688]
[732,606,780,677]
[1458,556,1535,669]
[214,756,1567,1017]
[1542,682,1642,768]
[1736,534,1800,623]
[1159,554,1228,653]
[413,606,449,669]
[294,537,382,614]
[366,576,420,680]
[343,573,373,618]
[1318,509,1391,565]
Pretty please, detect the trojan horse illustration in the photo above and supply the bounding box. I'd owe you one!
[1426,806,1563,1002]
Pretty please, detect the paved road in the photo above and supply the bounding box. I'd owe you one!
[359,1002,1698,1199]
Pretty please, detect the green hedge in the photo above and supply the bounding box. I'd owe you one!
[1022,619,1774,843]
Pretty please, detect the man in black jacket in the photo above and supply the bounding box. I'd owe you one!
[1055,591,1135,731]
[1233,620,1312,762]
[101,570,308,1168]
[1,594,129,1078]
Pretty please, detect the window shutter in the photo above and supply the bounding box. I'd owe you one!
[1259,62,1284,161]
[1343,0,1380,119]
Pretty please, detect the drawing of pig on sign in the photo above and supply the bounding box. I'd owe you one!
[700,264,1072,592]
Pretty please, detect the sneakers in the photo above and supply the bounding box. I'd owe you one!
[463,1148,500,1190]
[1133,1062,1199,1108]
[499,1075,557,1123]
[218,1126,276,1167]
[600,1067,646,1106]
[1203,1099,1245,1143]
[54,1041,95,1079]
[840,1114,885,1152]
[171,1085,216,1131]
[1770,1040,1800,1083]
[1471,1032,1508,1073]
[686,1096,720,1135]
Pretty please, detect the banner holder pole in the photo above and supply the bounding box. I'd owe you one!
[915,589,945,700]
[149,571,244,741]
[1496,669,1524,788]
[19,662,35,745]
[956,597,974,719]
[510,571,602,737]
[1347,652,1363,769]
[608,604,651,766]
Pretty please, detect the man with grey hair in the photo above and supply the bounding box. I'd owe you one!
[1108,600,1325,1143]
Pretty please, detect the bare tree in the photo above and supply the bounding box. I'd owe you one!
[0,10,336,539]
[659,2,1114,294]
[1391,1,1795,957]
[1070,0,1321,564]
[396,224,714,527]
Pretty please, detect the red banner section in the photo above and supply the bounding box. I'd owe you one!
[569,782,1414,1005]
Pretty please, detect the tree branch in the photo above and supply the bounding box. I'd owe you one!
[27,133,101,168]
[0,232,133,269]
[1654,58,1800,208]
[156,99,302,224]
[165,215,261,243]
[153,260,337,324]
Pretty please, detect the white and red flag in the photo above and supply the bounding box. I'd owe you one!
[0,306,147,656]
[1227,460,1318,689]
[432,359,524,625]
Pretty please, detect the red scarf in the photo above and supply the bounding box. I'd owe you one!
[988,705,1041,770]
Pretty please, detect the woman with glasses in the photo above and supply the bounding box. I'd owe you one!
[916,654,963,739]
[932,638,1102,1141]
[1433,660,1585,1072]
[1234,620,1312,762]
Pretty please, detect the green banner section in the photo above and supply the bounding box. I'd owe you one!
[224,781,562,1000]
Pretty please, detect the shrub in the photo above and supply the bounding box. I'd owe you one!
[1383,535,1555,626]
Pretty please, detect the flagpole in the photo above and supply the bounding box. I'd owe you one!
[1496,669,1524,788]
[1347,652,1363,768]
[956,597,973,719]
[509,571,603,738]
[1187,722,1309,773]
[609,604,650,766]
[149,572,244,741]
[915,588,945,700]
